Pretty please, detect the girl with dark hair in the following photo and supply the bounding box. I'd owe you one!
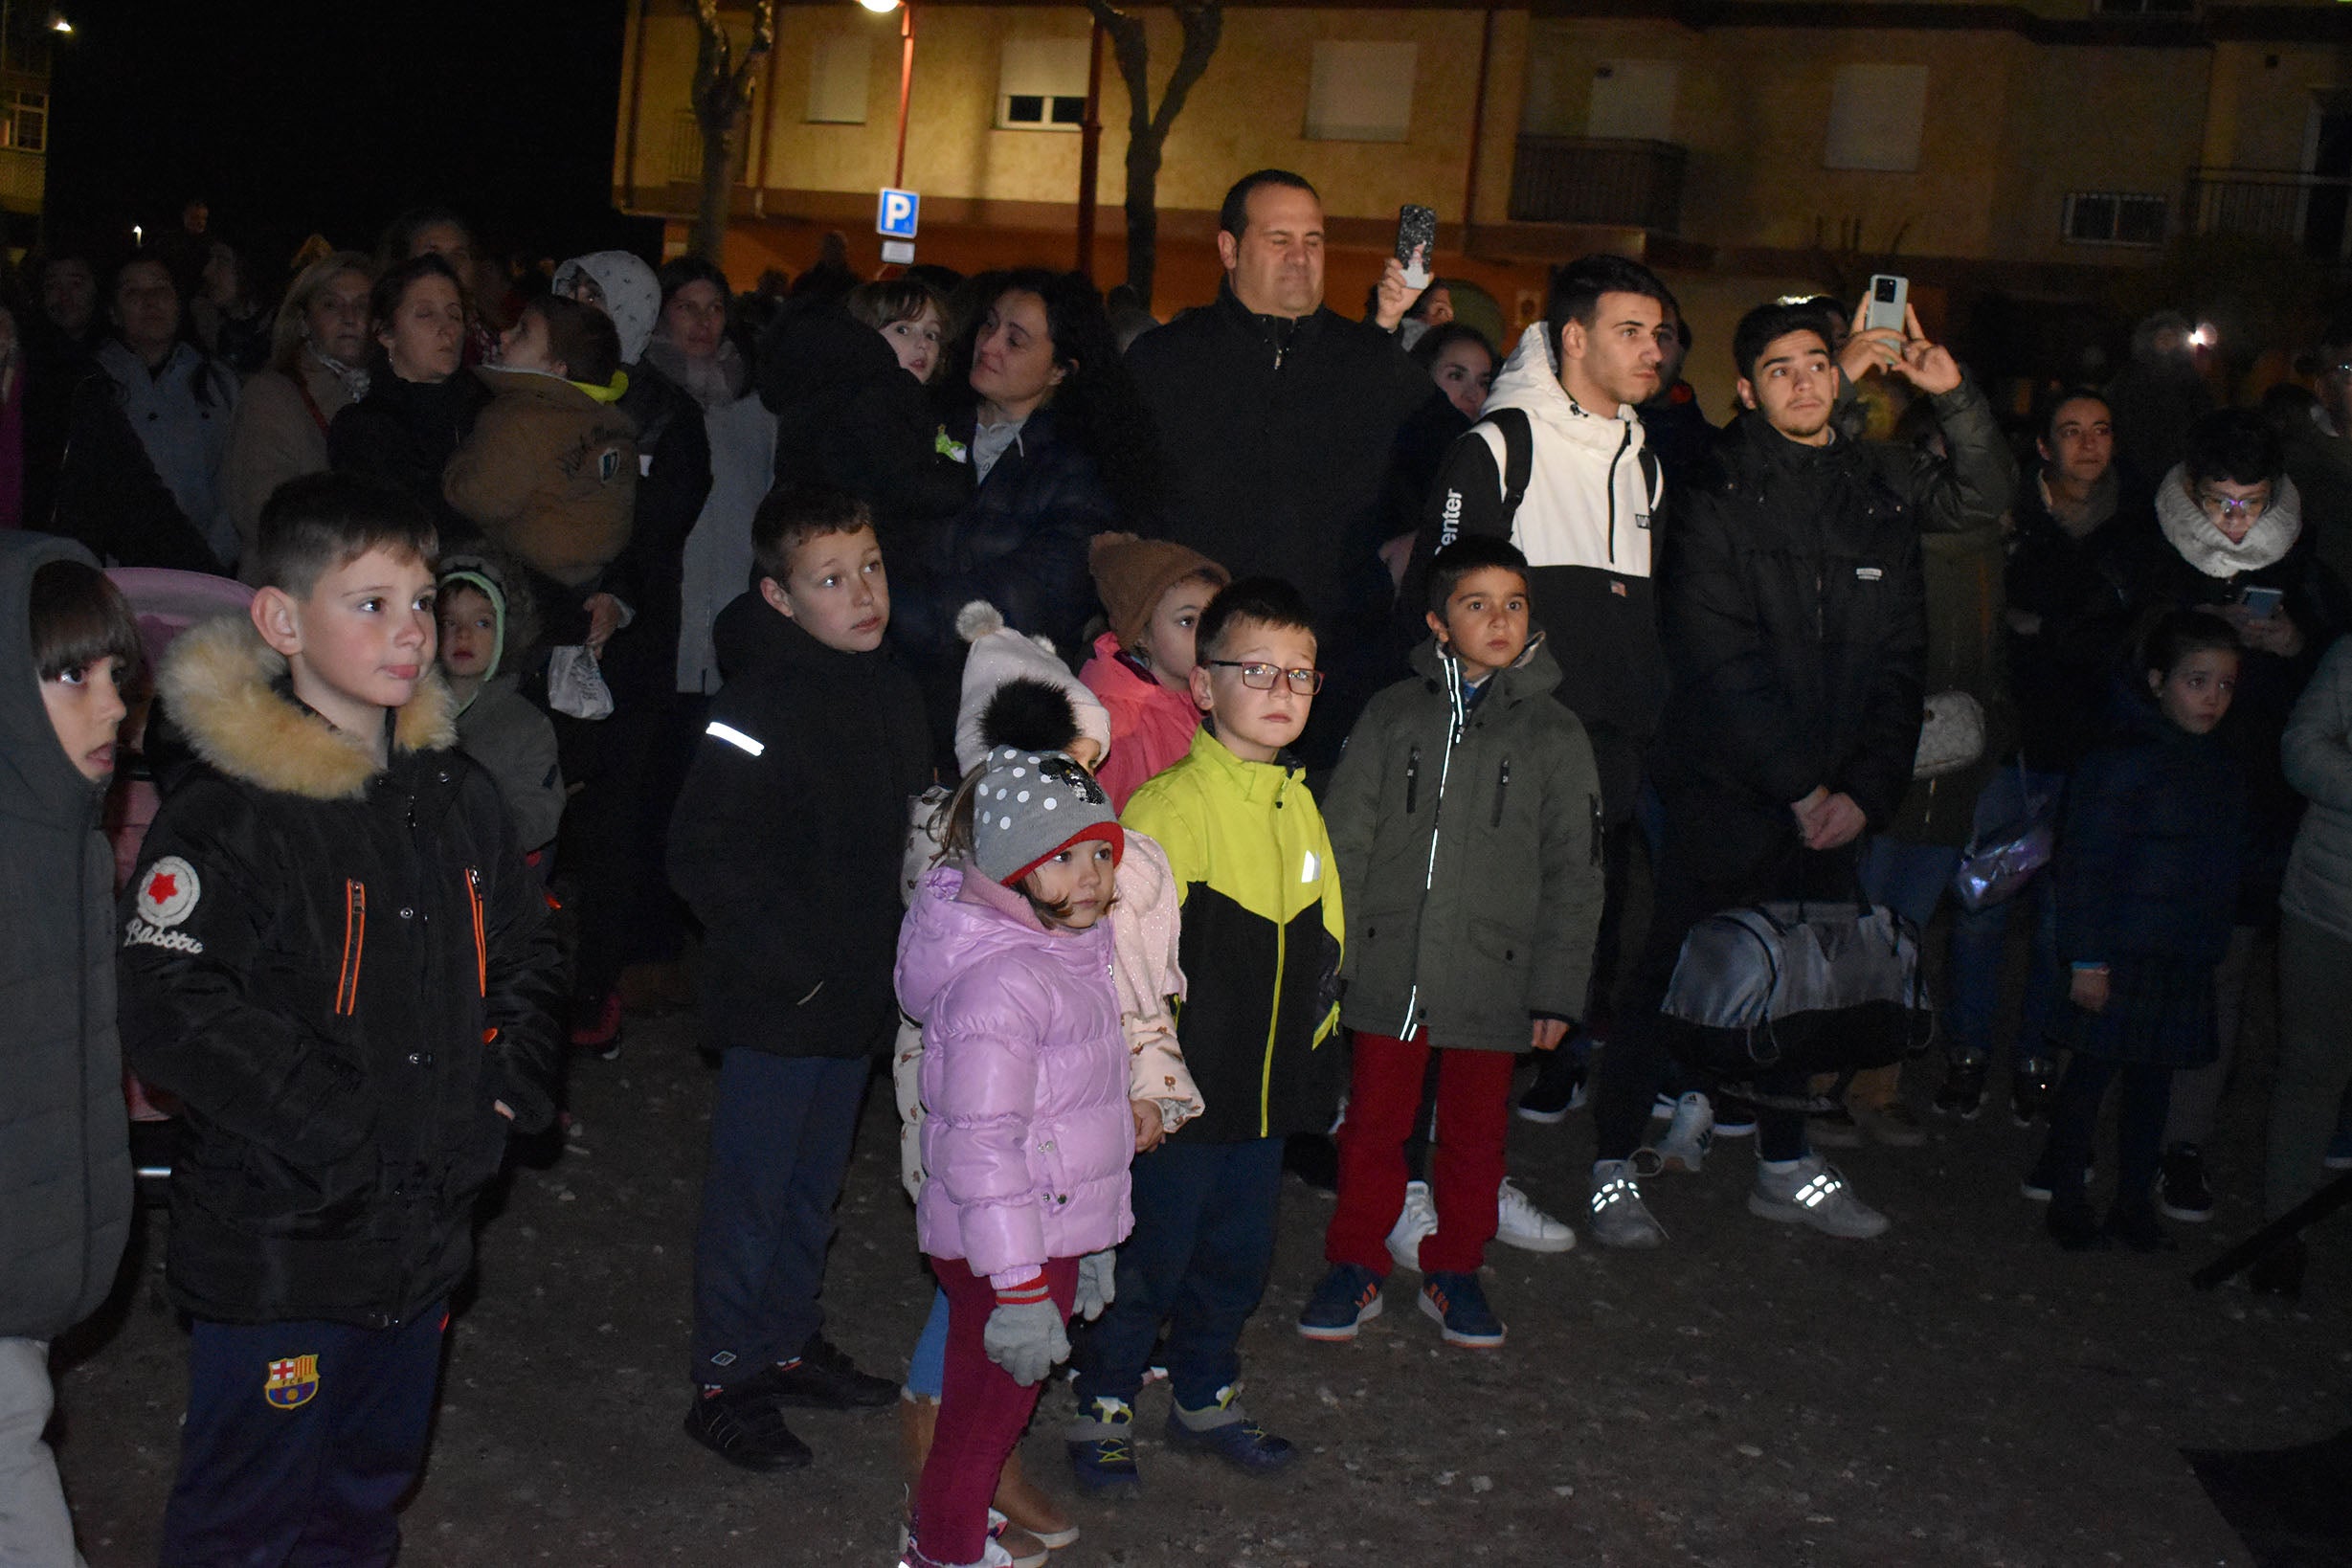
[894,270,1156,687]
[326,253,489,542]
[2032,612,2247,1251]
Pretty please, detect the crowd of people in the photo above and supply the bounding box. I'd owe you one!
[6,164,2352,1568]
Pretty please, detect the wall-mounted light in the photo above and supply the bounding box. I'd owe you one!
[47,11,73,33]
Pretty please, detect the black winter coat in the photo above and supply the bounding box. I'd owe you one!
[2005,474,2146,773]
[50,359,225,572]
[667,595,930,1058]
[890,405,1111,676]
[1127,287,1432,637]
[599,359,713,700]
[327,370,491,544]
[1651,414,1930,871]
[117,618,562,1328]
[759,300,967,529]
[0,533,132,1341]
[2106,498,2351,920]
[2056,689,2245,968]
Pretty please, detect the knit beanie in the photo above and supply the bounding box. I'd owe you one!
[953,599,1111,774]
[1088,532,1228,651]
[971,745,1124,886]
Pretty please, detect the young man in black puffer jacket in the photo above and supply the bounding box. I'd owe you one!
[118,474,563,1565]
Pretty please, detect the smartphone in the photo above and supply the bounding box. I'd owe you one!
[2240,584,2284,618]
[1865,273,1909,334]
[1396,204,1437,290]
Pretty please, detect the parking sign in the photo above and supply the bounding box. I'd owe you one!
[876,189,920,239]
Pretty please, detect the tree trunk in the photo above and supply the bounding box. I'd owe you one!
[687,0,776,265]
[1088,3,1222,311]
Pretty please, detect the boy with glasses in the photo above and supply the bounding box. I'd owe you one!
[1068,577,1344,1494]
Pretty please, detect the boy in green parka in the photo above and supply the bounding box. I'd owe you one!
[1301,535,1604,1349]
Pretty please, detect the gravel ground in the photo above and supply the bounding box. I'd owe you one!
[51,998,2350,1568]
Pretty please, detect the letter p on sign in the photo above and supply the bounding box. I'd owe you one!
[877,189,920,239]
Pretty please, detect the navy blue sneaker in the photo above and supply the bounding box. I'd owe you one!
[1165,1387,1294,1475]
[1296,1263,1383,1342]
[1419,1271,1506,1348]
[1064,1396,1141,1498]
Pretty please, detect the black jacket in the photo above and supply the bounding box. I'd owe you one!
[2057,687,2245,967]
[599,358,714,700]
[1128,286,1432,637]
[0,533,132,1341]
[327,370,492,544]
[2005,472,2145,773]
[759,299,967,529]
[667,594,931,1058]
[50,357,226,572]
[1650,413,1931,871]
[890,404,1112,678]
[117,617,562,1328]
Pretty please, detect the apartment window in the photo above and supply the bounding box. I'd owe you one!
[1824,64,1929,172]
[2063,191,2167,246]
[668,111,703,183]
[1587,60,1678,142]
[998,37,1089,131]
[807,34,872,124]
[1305,41,1418,143]
[0,88,45,153]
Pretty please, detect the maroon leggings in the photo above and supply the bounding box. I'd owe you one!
[914,1255,1079,1567]
[1326,1029,1517,1276]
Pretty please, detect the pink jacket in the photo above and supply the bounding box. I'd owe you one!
[1080,632,1201,812]
[897,863,1133,1286]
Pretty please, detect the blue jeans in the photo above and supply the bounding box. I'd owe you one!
[690,1048,870,1386]
[1074,1136,1284,1412]
[160,1308,447,1568]
[906,1287,951,1399]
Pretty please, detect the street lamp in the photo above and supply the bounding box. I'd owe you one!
[859,0,914,190]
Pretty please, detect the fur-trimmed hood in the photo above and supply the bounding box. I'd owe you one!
[159,614,458,801]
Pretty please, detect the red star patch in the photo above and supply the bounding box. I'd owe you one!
[147,871,178,901]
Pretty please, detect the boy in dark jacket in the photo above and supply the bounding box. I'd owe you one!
[116,472,563,1564]
[1069,577,1344,1492]
[2,538,138,1565]
[668,485,931,1472]
[1300,537,1604,1351]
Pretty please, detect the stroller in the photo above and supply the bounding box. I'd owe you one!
[103,568,255,1201]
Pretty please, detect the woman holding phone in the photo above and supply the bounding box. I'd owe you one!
[2106,408,2351,1224]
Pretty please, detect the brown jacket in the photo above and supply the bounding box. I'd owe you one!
[222,356,360,576]
[443,367,638,587]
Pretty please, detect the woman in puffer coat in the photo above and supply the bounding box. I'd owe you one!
[893,742,1135,1568]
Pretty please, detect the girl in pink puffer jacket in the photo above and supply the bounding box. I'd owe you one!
[894,744,1134,1568]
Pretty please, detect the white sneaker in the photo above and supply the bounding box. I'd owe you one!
[1385,1179,1438,1271]
[1587,1159,1667,1248]
[1748,1154,1890,1239]
[1494,1177,1577,1252]
[900,1538,1014,1568]
[1648,1092,1714,1175]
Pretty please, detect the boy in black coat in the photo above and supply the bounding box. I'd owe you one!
[117,473,563,1564]
[669,485,932,1471]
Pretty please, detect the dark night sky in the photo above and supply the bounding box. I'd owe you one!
[41,0,656,274]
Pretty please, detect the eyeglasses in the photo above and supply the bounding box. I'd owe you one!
[1202,660,1325,694]
[2196,489,2269,519]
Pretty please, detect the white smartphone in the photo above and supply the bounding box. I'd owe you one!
[1865,274,1908,334]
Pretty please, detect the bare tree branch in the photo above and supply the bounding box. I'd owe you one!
[1086,2,1222,304]
[687,0,777,262]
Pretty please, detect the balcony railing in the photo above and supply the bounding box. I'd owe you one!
[2183,167,2352,262]
[1508,136,1687,233]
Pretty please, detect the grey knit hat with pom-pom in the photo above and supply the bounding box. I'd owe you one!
[972,745,1124,886]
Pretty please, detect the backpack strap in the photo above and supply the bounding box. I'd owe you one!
[1478,405,1534,531]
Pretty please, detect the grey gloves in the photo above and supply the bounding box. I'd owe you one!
[1075,1250,1118,1323]
[983,1299,1070,1386]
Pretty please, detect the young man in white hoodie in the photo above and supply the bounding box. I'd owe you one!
[1424,254,1675,1151]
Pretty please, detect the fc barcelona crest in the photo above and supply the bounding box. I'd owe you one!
[264,1355,319,1409]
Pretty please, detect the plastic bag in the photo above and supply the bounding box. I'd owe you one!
[547,644,615,721]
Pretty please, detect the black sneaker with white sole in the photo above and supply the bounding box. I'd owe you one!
[2158,1144,2214,1222]
[1517,1054,1587,1124]
[1934,1057,1988,1120]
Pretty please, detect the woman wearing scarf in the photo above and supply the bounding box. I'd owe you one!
[2109,408,2352,1221]
[220,250,373,573]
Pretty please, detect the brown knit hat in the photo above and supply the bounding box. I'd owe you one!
[1088,532,1230,651]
